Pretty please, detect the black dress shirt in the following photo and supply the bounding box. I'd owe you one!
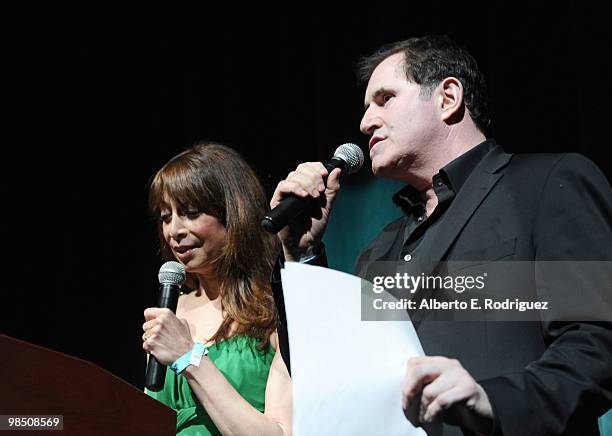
[392,139,496,264]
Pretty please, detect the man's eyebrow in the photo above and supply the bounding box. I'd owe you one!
[363,88,393,111]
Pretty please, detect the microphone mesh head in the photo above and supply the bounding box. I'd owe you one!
[158,261,186,286]
[333,143,364,175]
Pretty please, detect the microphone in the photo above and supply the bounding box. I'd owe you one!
[261,143,364,234]
[145,261,186,392]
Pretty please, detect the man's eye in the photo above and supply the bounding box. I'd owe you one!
[383,93,394,103]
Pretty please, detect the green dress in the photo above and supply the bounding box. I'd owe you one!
[146,335,275,435]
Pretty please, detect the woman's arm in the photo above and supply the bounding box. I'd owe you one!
[143,308,292,436]
[184,332,291,436]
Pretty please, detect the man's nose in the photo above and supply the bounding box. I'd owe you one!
[360,108,381,136]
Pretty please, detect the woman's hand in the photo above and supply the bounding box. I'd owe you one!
[142,308,194,365]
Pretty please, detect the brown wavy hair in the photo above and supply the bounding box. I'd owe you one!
[148,142,279,347]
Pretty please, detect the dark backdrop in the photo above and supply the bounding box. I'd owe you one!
[2,6,610,391]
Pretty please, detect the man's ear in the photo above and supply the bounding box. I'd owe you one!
[437,77,464,123]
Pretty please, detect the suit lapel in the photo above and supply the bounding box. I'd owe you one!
[420,145,513,270]
[360,144,513,280]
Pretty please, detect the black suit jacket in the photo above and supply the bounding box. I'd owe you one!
[355,143,612,435]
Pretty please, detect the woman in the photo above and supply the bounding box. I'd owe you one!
[143,142,291,435]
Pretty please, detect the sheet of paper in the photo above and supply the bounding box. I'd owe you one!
[281,262,426,436]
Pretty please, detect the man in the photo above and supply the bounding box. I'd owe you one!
[271,35,612,435]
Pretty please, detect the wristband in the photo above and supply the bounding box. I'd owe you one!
[170,342,208,374]
[298,243,324,264]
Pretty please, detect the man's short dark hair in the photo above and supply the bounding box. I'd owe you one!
[357,35,492,135]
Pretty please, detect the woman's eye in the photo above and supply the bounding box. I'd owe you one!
[185,210,201,219]
[160,213,171,223]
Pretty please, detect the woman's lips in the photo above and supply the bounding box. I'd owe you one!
[174,246,196,261]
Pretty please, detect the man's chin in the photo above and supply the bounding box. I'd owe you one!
[371,155,414,181]
[371,162,392,178]
[370,159,384,176]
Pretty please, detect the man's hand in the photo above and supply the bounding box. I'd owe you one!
[402,356,493,434]
[270,162,341,261]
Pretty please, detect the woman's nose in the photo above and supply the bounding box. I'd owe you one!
[167,215,187,240]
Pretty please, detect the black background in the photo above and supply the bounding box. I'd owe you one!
[2,5,610,389]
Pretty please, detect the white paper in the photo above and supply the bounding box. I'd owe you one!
[281,262,426,436]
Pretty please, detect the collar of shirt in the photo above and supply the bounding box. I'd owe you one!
[392,138,496,218]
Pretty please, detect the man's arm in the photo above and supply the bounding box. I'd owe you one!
[401,154,612,435]
[479,154,612,435]
[269,163,341,261]
[270,245,329,375]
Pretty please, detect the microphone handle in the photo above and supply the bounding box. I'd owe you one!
[145,283,180,391]
[261,158,347,234]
